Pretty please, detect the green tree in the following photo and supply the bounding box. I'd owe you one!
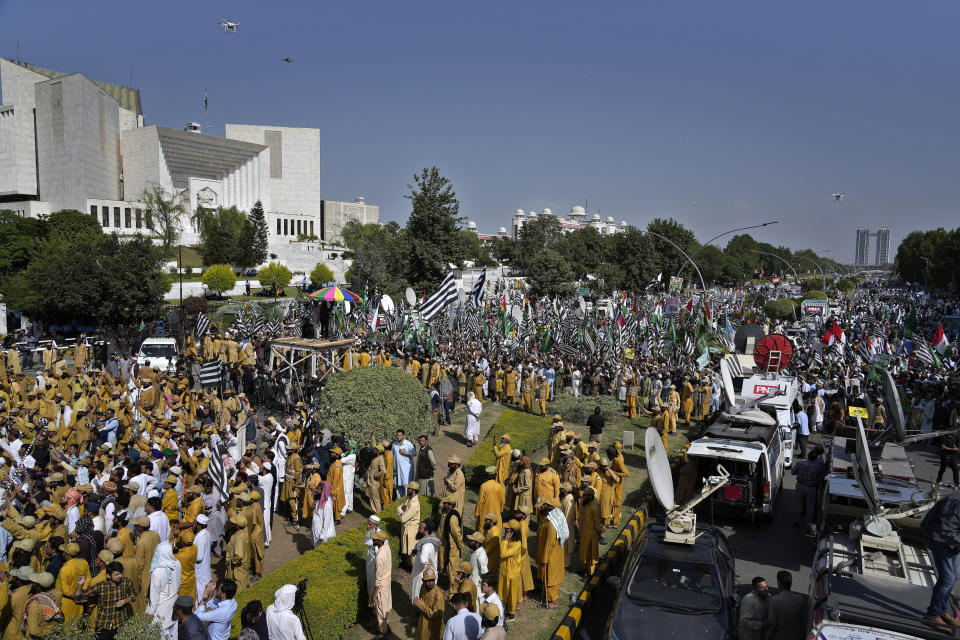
[3,228,166,325]
[341,220,408,298]
[646,218,699,281]
[514,216,564,273]
[258,262,292,290]
[202,264,237,295]
[197,206,256,267]
[0,211,50,277]
[310,262,335,285]
[527,249,574,298]
[141,183,186,256]
[603,226,656,291]
[563,226,607,279]
[248,200,269,266]
[404,167,465,290]
[457,231,498,268]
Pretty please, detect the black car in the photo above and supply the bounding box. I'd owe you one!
[605,522,738,640]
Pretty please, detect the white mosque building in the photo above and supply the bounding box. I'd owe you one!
[508,205,627,239]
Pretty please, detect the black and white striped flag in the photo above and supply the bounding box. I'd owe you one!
[195,312,210,340]
[470,267,486,309]
[914,338,936,368]
[208,434,229,500]
[420,271,458,321]
[726,356,744,378]
[199,360,226,386]
[683,333,695,358]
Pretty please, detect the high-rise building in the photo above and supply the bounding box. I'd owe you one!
[875,227,891,266]
[855,227,871,266]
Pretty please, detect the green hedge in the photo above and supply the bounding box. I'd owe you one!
[548,395,620,424]
[463,408,552,485]
[231,496,436,638]
[317,366,434,445]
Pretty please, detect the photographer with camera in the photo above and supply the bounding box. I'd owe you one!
[265,583,306,640]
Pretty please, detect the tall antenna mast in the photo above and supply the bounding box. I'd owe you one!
[202,89,208,133]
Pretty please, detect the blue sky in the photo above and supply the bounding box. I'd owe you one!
[3,0,958,261]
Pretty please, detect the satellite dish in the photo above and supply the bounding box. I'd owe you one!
[730,409,778,426]
[380,294,395,313]
[882,369,906,443]
[405,287,416,307]
[645,427,675,511]
[753,334,793,372]
[344,301,351,314]
[854,418,881,515]
[734,324,766,354]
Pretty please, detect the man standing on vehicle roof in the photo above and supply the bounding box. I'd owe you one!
[922,491,960,631]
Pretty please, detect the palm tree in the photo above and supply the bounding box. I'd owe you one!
[141,183,187,256]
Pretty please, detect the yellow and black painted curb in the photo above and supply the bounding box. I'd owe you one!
[551,443,690,640]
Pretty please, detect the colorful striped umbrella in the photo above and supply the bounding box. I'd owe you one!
[309,285,361,302]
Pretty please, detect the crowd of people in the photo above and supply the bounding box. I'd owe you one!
[0,280,957,640]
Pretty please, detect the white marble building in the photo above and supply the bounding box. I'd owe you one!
[0,58,377,267]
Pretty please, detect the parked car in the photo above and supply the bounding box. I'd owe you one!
[605,522,737,640]
[137,337,179,374]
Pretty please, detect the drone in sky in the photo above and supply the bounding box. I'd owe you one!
[218,19,240,33]
[831,193,846,201]
[281,57,295,63]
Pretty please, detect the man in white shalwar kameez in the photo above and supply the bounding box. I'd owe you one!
[392,432,416,499]
[311,481,336,546]
[146,542,182,640]
[409,521,440,603]
[192,515,212,600]
[465,392,483,445]
[341,444,357,516]
[364,515,383,596]
[258,465,274,547]
[266,584,306,640]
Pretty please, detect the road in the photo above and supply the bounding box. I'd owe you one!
[580,435,944,640]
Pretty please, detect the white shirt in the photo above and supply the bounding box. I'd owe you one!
[148,510,171,543]
[131,472,154,496]
[66,505,80,534]
[478,593,504,627]
[193,528,212,596]
[443,608,482,640]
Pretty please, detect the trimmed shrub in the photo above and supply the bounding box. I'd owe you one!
[317,366,433,446]
[310,262,335,285]
[463,408,551,485]
[231,497,436,638]
[548,395,620,424]
[258,261,292,290]
[183,296,208,314]
[202,264,236,294]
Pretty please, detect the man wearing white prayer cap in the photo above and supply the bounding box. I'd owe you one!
[193,513,212,599]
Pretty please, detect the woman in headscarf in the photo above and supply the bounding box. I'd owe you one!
[145,542,181,640]
[311,480,336,546]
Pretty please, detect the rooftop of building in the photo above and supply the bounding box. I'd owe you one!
[3,58,143,115]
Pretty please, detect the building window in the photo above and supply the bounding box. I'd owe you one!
[102,206,109,227]
[90,205,97,217]
[124,208,132,228]
[297,220,302,235]
[113,207,121,227]
[309,221,314,236]
[283,219,288,236]
[136,209,142,229]
[145,210,152,229]
[277,219,281,235]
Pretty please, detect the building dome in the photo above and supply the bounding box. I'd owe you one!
[514,209,525,218]
[569,205,586,217]
[591,213,601,221]
[528,210,538,218]
[542,208,553,215]
[498,226,507,235]
[467,221,477,231]
[606,216,615,223]
[620,220,628,228]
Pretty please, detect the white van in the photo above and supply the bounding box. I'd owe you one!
[137,337,179,374]
[685,409,786,519]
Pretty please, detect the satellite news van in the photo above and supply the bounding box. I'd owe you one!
[685,333,800,521]
[808,420,956,640]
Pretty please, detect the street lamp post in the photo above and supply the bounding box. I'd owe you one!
[675,221,779,281]
[751,249,799,280]
[643,230,707,293]
[794,256,826,291]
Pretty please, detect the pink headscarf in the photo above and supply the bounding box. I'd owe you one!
[316,481,332,509]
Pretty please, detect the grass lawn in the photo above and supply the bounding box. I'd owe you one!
[340,397,698,640]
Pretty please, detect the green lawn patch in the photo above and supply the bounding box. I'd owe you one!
[463,408,552,485]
